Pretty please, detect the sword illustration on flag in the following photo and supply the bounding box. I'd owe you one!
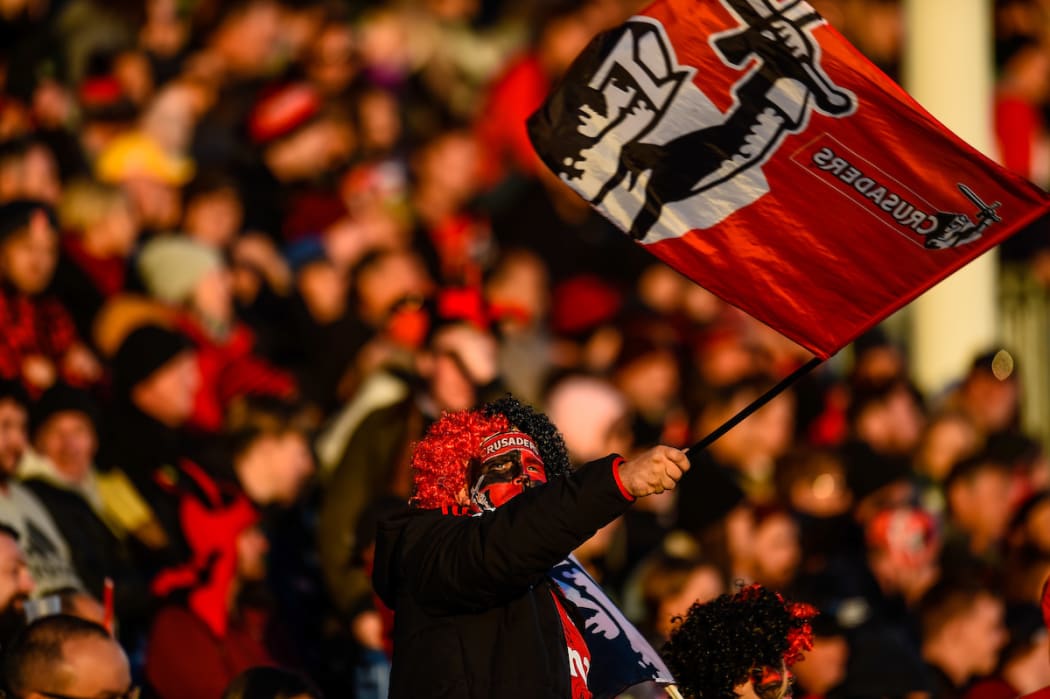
[528,0,1050,361]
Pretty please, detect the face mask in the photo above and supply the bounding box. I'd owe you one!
[468,430,547,511]
[751,664,793,699]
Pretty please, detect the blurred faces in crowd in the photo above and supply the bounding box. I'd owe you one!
[920,582,1007,691]
[0,525,34,645]
[32,400,97,486]
[0,389,29,480]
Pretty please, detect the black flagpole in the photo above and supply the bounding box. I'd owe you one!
[687,357,824,465]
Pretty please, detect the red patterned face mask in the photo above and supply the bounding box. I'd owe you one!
[468,430,547,511]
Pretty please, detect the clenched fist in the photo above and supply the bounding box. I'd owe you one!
[617,446,690,498]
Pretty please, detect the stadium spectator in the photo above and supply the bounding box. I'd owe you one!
[920,580,1007,699]
[0,201,101,393]
[2,615,133,699]
[0,380,81,595]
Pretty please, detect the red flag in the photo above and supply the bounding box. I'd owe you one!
[527,0,1050,359]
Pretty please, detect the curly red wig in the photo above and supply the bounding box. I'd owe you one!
[662,584,817,699]
[410,409,510,509]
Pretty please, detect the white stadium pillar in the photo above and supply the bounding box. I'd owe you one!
[903,0,999,394]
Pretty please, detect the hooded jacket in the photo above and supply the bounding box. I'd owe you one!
[372,455,633,698]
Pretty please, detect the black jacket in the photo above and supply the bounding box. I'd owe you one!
[372,455,632,698]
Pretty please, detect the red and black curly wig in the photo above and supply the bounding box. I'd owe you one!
[409,395,572,509]
[662,584,816,699]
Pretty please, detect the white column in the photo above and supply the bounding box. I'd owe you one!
[904,0,999,395]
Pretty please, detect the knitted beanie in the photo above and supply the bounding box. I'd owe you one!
[112,324,191,396]
[138,236,222,305]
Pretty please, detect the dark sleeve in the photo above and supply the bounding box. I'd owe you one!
[403,455,630,612]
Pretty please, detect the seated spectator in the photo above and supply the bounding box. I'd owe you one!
[182,172,244,251]
[0,522,35,650]
[1009,490,1050,556]
[223,666,323,699]
[964,602,1050,699]
[136,235,297,432]
[945,351,1022,437]
[146,521,282,699]
[484,249,552,405]
[0,201,101,394]
[0,138,61,206]
[225,397,316,511]
[408,128,490,285]
[146,399,313,699]
[865,506,941,608]
[545,373,632,467]
[986,431,1050,508]
[848,329,909,386]
[98,324,201,568]
[52,178,140,343]
[239,81,354,241]
[745,505,801,592]
[19,383,148,630]
[95,130,192,233]
[0,380,81,594]
[611,321,688,449]
[793,507,938,695]
[920,580,1007,699]
[847,377,926,458]
[327,248,436,403]
[2,615,134,699]
[690,374,796,504]
[305,15,357,102]
[635,537,724,645]
[773,447,852,566]
[942,451,1016,576]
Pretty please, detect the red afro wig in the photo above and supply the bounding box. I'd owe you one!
[410,409,510,509]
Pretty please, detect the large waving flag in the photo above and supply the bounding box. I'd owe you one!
[528,0,1050,359]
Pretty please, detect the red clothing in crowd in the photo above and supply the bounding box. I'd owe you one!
[995,95,1046,182]
[1020,688,1050,699]
[62,236,126,296]
[963,677,1019,699]
[144,460,277,699]
[176,316,297,432]
[0,285,87,390]
[145,605,277,699]
[474,54,549,184]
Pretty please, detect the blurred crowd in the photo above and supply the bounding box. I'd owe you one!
[0,0,1047,697]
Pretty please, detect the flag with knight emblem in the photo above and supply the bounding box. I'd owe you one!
[527,0,1050,359]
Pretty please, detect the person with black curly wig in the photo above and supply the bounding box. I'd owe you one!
[372,394,689,698]
[662,584,816,699]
